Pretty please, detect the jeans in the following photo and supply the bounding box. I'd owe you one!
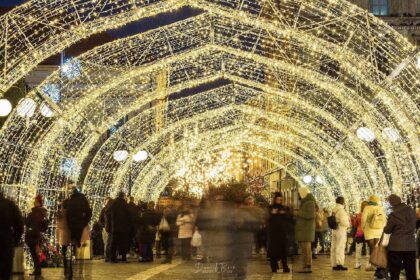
[141,242,153,261]
[313,231,326,252]
[388,251,416,280]
[29,244,41,274]
[180,238,192,260]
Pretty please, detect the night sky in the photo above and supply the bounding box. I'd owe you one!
[0,0,26,6]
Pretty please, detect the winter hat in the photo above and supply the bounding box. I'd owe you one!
[273,192,282,198]
[298,187,310,199]
[387,194,402,207]
[35,195,44,206]
[368,195,381,204]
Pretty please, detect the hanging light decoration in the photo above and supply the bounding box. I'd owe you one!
[303,175,313,184]
[356,127,376,142]
[382,127,401,142]
[113,150,128,162]
[133,150,148,162]
[40,103,54,118]
[16,98,37,118]
[0,99,12,117]
[315,175,324,184]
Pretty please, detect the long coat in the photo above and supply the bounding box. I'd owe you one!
[56,208,71,246]
[25,206,48,246]
[267,204,293,259]
[295,194,316,242]
[137,209,161,243]
[106,197,133,233]
[384,203,416,252]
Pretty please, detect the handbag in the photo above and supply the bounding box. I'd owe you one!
[370,233,388,268]
[191,230,202,247]
[159,217,170,232]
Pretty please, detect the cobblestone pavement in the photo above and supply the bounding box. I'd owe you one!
[11,254,390,280]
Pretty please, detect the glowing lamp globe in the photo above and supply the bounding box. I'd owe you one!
[356,127,376,142]
[303,175,313,184]
[315,175,324,184]
[16,98,37,118]
[382,127,401,142]
[113,150,128,162]
[40,103,54,118]
[133,150,148,162]
[0,99,12,117]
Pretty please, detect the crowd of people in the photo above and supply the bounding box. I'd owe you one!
[0,186,419,280]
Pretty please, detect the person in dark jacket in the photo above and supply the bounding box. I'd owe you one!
[99,197,113,262]
[160,206,177,264]
[106,192,133,263]
[137,201,161,262]
[267,193,293,273]
[0,191,24,280]
[64,188,92,247]
[128,196,139,256]
[25,195,48,276]
[384,194,417,280]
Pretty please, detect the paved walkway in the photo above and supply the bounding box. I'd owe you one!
[11,254,390,280]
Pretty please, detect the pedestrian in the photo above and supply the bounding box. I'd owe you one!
[313,207,328,256]
[0,191,24,280]
[331,196,350,271]
[160,206,177,264]
[295,187,316,273]
[267,192,293,273]
[354,200,368,269]
[25,195,48,277]
[106,192,133,263]
[361,195,387,279]
[56,203,70,275]
[64,187,92,247]
[99,197,113,262]
[176,205,194,261]
[128,196,139,257]
[137,201,161,262]
[384,194,417,280]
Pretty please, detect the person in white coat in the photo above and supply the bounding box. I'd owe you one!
[331,196,350,271]
[361,195,387,279]
[176,205,194,261]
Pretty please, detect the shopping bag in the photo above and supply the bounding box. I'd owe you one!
[191,231,202,247]
[12,246,25,274]
[369,234,387,268]
[159,217,170,232]
[381,233,391,247]
[76,240,92,260]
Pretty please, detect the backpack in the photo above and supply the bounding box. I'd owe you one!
[370,208,386,229]
[327,213,338,230]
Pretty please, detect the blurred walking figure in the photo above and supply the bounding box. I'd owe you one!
[0,191,24,280]
[330,196,350,271]
[99,197,113,262]
[267,193,292,273]
[312,204,328,258]
[137,201,161,262]
[295,187,316,273]
[25,195,48,277]
[362,195,387,279]
[56,203,71,275]
[384,194,417,280]
[63,187,92,276]
[160,206,177,264]
[176,205,194,261]
[354,201,368,269]
[106,192,133,263]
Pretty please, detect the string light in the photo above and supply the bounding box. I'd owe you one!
[0,0,417,218]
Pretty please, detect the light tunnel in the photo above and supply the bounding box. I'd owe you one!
[0,0,418,217]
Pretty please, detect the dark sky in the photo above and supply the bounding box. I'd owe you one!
[0,0,25,6]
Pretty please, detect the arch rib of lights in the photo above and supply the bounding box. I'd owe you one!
[0,0,418,215]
